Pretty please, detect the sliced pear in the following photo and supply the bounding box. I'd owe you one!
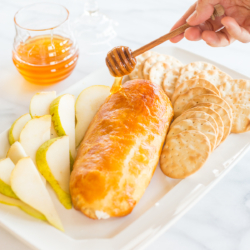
[36,136,71,209]
[19,115,51,164]
[9,113,31,145]
[0,192,46,221]
[7,141,27,165]
[50,124,58,139]
[0,158,46,220]
[30,91,56,118]
[19,115,51,184]
[0,158,18,199]
[11,157,64,231]
[29,91,58,139]
[50,94,75,162]
[75,85,110,147]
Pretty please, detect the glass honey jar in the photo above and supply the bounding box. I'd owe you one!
[12,3,79,85]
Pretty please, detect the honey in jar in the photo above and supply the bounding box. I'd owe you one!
[12,35,79,85]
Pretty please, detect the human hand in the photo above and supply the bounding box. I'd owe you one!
[170,0,250,47]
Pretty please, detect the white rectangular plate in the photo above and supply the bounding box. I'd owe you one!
[0,46,249,250]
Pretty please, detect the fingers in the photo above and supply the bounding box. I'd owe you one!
[184,17,224,41]
[170,3,196,43]
[202,28,235,47]
[185,27,203,41]
[221,16,250,43]
[187,0,220,26]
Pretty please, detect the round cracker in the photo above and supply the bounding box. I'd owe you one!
[186,106,224,146]
[217,79,250,97]
[180,61,218,74]
[129,51,157,80]
[194,103,232,142]
[168,118,217,150]
[160,130,211,179]
[171,110,219,143]
[231,104,250,133]
[176,70,201,88]
[162,68,181,98]
[143,54,182,80]
[149,61,171,86]
[176,69,232,88]
[171,78,221,104]
[225,91,250,107]
[182,94,233,119]
[174,87,217,118]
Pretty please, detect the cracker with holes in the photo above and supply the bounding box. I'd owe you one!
[160,130,211,179]
[143,54,183,80]
[174,87,217,118]
[176,69,232,88]
[194,103,232,142]
[183,94,233,119]
[224,91,250,106]
[172,78,221,104]
[162,68,181,98]
[167,118,217,150]
[180,62,218,75]
[128,51,157,80]
[149,61,171,86]
[186,106,224,146]
[217,79,250,97]
[231,104,250,133]
[171,110,219,144]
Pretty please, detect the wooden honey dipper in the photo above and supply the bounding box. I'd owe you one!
[106,4,225,77]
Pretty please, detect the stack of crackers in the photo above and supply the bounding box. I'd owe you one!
[129,51,250,179]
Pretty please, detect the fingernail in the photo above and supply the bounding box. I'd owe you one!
[186,10,197,23]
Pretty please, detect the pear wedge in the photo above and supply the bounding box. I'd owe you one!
[36,136,71,209]
[0,158,18,199]
[0,158,45,220]
[30,91,56,118]
[50,94,75,165]
[19,115,51,184]
[7,141,27,164]
[0,192,46,221]
[19,115,51,164]
[75,85,110,147]
[29,91,58,139]
[9,113,31,145]
[11,157,64,231]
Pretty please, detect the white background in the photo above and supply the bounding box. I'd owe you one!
[0,0,250,249]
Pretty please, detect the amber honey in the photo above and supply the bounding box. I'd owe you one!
[12,35,79,85]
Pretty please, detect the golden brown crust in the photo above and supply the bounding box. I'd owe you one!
[70,80,173,219]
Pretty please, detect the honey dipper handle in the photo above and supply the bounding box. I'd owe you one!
[132,4,225,58]
[132,23,190,57]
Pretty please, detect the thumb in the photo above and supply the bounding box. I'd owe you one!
[187,1,220,26]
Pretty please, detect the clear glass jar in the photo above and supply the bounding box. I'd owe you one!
[12,3,79,85]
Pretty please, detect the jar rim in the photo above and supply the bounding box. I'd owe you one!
[14,2,69,31]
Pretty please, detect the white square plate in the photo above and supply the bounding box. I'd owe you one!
[0,46,249,250]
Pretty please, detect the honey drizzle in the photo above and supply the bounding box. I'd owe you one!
[110,77,123,94]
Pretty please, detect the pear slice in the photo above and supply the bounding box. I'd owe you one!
[11,157,64,231]
[75,85,110,147]
[50,123,58,139]
[19,115,51,164]
[9,113,31,145]
[0,158,18,199]
[19,115,51,184]
[36,136,71,209]
[0,158,46,220]
[29,91,58,139]
[0,192,46,221]
[30,91,56,118]
[7,141,27,165]
[50,94,75,165]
